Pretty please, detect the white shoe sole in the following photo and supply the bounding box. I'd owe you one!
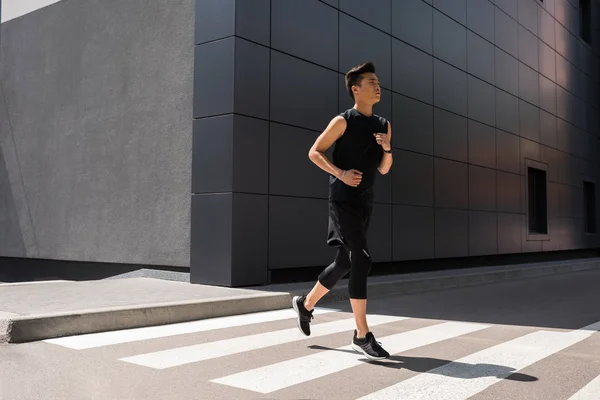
[292,296,309,337]
[351,342,388,360]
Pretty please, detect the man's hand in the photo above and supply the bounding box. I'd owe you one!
[339,169,362,187]
[374,133,391,151]
[377,122,393,175]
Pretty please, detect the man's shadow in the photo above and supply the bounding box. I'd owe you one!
[308,345,538,382]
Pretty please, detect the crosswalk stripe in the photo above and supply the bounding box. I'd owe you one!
[357,321,600,400]
[211,321,490,394]
[44,307,339,349]
[119,314,406,369]
[569,374,600,399]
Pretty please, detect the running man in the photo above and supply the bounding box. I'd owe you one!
[292,62,393,360]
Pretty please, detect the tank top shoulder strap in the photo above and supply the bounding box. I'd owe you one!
[339,109,354,120]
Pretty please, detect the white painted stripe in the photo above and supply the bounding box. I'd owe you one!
[358,321,600,400]
[569,374,600,399]
[1,0,64,23]
[211,321,490,393]
[45,307,338,350]
[119,314,406,369]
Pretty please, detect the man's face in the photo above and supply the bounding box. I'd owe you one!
[354,73,381,104]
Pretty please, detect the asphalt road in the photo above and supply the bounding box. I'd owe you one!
[2,269,600,400]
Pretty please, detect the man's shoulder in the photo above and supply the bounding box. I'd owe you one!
[339,109,355,119]
[339,109,389,127]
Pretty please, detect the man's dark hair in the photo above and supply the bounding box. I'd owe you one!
[345,62,376,100]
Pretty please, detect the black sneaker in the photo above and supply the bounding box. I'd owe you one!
[351,330,390,360]
[292,295,313,336]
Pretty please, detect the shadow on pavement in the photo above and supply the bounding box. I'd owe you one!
[308,345,538,382]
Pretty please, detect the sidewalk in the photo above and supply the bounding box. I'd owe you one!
[2,257,599,343]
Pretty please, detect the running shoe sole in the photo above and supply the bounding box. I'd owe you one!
[351,342,389,360]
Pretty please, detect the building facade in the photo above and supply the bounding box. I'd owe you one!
[1,0,600,287]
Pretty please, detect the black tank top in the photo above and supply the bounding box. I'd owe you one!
[329,108,388,204]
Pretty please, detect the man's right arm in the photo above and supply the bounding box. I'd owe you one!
[308,116,346,179]
[308,116,362,187]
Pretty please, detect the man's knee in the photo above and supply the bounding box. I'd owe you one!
[348,247,372,272]
[318,251,351,289]
[335,248,352,269]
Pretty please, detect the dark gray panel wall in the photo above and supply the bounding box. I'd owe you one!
[192,0,273,286]
[0,0,194,266]
[193,0,600,285]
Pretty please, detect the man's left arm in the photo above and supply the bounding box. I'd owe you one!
[375,121,393,175]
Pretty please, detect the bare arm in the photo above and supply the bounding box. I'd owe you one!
[308,116,346,178]
[375,121,393,175]
[309,116,362,187]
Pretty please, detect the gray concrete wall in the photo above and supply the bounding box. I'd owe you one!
[0,0,194,267]
[192,0,600,287]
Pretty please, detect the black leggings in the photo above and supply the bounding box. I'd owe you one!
[318,201,372,299]
[318,245,372,299]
